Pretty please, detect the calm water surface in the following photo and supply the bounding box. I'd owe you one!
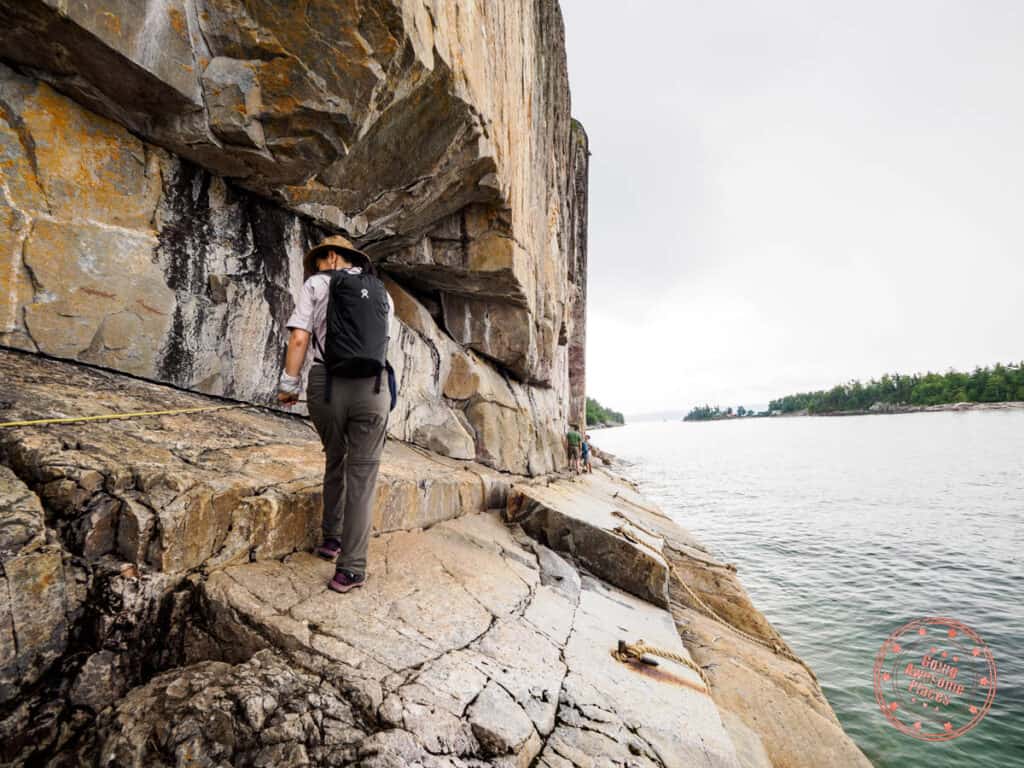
[594,412,1023,768]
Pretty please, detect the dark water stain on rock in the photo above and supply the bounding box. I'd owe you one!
[158,161,213,295]
[153,156,326,395]
[155,160,213,386]
[239,193,325,370]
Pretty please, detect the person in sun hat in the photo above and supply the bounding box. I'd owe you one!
[278,234,395,594]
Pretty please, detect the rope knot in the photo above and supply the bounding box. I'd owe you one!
[612,638,712,694]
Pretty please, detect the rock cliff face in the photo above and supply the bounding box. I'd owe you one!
[565,120,588,429]
[0,0,589,474]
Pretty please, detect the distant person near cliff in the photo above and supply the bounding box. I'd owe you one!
[566,427,582,472]
[582,433,593,473]
[278,235,396,594]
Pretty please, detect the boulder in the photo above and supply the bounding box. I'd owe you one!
[89,650,367,768]
[507,474,672,607]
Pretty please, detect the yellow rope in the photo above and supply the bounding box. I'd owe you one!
[612,519,819,685]
[0,403,252,429]
[612,639,712,693]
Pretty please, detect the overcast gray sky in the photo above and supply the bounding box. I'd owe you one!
[561,0,1024,416]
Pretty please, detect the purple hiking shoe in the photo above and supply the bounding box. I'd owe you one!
[316,538,342,561]
[328,568,365,594]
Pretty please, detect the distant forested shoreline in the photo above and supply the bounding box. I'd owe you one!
[768,363,1024,414]
[586,397,625,426]
[684,405,763,421]
[683,362,1024,422]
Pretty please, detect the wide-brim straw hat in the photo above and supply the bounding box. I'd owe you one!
[303,235,371,277]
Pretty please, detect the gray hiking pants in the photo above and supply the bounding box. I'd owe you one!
[306,364,389,577]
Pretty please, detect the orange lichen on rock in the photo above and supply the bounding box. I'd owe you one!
[100,11,121,36]
[168,7,187,36]
[18,85,162,230]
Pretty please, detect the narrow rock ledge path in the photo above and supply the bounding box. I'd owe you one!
[0,350,741,767]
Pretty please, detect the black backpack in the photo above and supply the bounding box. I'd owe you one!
[312,270,395,406]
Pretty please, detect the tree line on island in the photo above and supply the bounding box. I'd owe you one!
[685,362,1024,421]
[684,405,762,421]
[586,396,625,426]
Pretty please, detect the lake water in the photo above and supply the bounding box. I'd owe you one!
[593,411,1023,768]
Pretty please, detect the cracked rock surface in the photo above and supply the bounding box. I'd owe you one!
[81,512,741,767]
[0,352,864,766]
[0,351,739,767]
[0,349,511,572]
[0,350,508,765]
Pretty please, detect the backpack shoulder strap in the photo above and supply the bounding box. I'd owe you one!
[311,271,336,362]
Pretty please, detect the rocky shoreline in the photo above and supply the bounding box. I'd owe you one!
[779,400,1024,418]
[1,350,872,766]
